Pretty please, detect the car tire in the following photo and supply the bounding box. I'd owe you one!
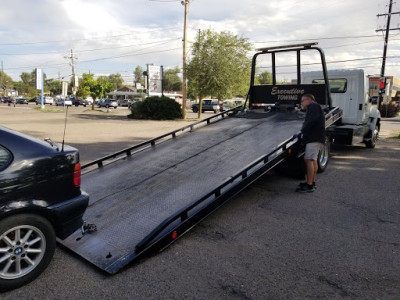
[192,107,198,113]
[317,137,330,173]
[0,214,56,292]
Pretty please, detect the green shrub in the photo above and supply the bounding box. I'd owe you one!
[128,96,182,120]
[379,102,400,118]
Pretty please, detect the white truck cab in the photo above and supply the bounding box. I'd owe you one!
[302,69,381,148]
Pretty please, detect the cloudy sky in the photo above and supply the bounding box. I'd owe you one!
[0,0,398,84]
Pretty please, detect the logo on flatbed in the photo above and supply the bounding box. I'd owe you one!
[271,87,305,101]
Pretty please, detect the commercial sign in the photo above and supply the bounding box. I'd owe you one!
[35,68,42,90]
[62,81,69,96]
[148,65,162,94]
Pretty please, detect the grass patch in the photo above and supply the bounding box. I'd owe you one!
[34,107,63,113]
[388,134,400,139]
[82,109,116,114]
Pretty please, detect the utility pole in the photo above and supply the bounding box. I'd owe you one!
[65,49,77,94]
[181,0,189,119]
[376,0,400,109]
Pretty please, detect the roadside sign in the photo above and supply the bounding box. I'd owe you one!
[35,68,42,90]
[62,81,69,96]
[148,65,162,95]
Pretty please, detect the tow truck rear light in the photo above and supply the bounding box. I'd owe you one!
[73,163,81,187]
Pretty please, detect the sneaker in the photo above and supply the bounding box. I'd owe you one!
[298,182,316,189]
[296,184,316,193]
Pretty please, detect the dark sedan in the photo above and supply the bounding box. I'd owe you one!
[0,126,89,292]
[16,98,28,104]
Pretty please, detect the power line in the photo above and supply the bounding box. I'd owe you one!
[3,47,181,71]
[251,34,383,44]
[0,38,181,56]
[0,27,180,46]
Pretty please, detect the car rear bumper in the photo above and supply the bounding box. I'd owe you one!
[48,191,90,239]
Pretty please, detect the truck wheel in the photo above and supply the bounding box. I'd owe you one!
[0,214,56,292]
[317,137,330,173]
[366,126,379,148]
[192,107,198,113]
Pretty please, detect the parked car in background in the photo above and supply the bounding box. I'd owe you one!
[191,99,220,113]
[35,96,54,105]
[97,99,118,109]
[16,98,28,104]
[118,99,132,107]
[80,98,89,107]
[55,98,72,106]
[0,126,89,291]
[84,97,93,104]
[70,97,88,107]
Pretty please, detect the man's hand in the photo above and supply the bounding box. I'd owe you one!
[292,132,302,140]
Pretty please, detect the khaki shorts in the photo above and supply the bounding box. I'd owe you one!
[304,142,323,160]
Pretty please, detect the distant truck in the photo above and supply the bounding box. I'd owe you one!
[302,69,381,148]
[191,99,220,113]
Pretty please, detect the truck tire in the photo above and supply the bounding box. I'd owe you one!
[0,214,56,292]
[317,137,330,173]
[366,125,379,148]
[192,107,198,113]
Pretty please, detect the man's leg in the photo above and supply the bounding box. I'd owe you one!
[305,159,315,185]
[312,160,318,183]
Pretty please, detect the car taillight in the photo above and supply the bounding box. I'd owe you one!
[73,163,81,187]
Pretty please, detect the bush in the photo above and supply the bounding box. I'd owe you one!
[128,96,182,120]
[379,102,400,118]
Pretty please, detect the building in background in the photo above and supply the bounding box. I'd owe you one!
[369,75,400,104]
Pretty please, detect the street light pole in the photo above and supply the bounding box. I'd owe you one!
[181,0,189,119]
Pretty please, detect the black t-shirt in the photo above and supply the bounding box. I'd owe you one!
[301,102,325,144]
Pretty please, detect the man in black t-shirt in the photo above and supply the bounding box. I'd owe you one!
[296,93,325,193]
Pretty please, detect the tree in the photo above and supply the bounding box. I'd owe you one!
[78,73,114,110]
[46,79,62,95]
[108,73,124,90]
[134,66,144,87]
[256,70,273,85]
[163,67,182,91]
[0,71,13,96]
[187,29,252,117]
[13,70,47,97]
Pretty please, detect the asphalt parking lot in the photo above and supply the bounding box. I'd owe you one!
[1,104,400,299]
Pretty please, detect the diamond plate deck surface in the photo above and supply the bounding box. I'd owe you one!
[60,111,305,273]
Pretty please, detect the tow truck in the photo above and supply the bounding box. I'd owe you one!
[59,43,353,274]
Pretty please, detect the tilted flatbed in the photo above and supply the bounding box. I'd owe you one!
[59,110,303,273]
[59,43,342,274]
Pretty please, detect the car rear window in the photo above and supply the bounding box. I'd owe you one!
[0,145,12,171]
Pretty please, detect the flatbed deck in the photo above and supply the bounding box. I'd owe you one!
[59,110,305,273]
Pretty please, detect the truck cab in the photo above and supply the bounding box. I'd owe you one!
[302,69,381,147]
